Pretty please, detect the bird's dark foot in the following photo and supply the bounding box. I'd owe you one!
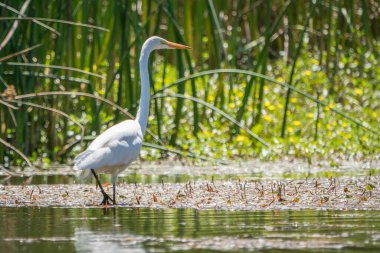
[100,193,114,206]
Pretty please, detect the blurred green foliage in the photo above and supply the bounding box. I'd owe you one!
[0,0,379,167]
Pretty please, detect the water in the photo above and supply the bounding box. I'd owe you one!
[1,207,380,252]
[1,161,379,252]
[1,159,378,185]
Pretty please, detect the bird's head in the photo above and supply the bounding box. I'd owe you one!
[144,36,191,51]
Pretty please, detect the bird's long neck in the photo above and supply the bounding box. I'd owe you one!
[136,46,152,134]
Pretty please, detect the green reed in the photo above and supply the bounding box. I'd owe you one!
[0,0,379,167]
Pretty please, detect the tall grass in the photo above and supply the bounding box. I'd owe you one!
[0,0,379,167]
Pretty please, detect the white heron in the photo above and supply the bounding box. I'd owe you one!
[73,36,191,205]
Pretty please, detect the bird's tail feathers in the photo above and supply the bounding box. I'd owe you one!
[74,149,94,164]
[73,149,95,180]
[78,169,92,180]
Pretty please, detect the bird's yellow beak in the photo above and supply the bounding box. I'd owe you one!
[166,41,192,50]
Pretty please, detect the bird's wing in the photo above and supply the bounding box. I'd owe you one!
[74,143,115,170]
[87,120,140,150]
[73,120,143,171]
[74,138,142,171]
[74,149,93,163]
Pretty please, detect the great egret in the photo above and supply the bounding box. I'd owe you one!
[74,36,191,205]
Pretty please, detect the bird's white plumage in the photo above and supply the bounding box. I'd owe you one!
[74,120,143,178]
[73,38,161,180]
[73,36,190,198]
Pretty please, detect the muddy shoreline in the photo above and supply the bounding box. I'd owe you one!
[1,176,379,210]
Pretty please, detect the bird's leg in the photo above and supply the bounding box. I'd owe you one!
[113,185,116,205]
[91,169,114,205]
[111,175,117,205]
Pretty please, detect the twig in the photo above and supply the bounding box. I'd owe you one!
[0,164,21,176]
[0,17,109,32]
[0,0,31,51]
[0,2,59,36]
[0,99,18,109]
[0,137,33,168]
[0,44,42,62]
[14,91,163,145]
[7,62,104,79]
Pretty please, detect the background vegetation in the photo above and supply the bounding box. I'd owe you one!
[0,0,379,168]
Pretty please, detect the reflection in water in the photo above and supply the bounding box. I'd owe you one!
[1,207,380,253]
[1,160,378,186]
[74,230,146,253]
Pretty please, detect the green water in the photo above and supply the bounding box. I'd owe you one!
[1,207,380,252]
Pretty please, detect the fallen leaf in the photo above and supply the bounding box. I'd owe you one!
[366,184,376,191]
[102,182,111,188]
[320,196,329,203]
[135,196,141,204]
